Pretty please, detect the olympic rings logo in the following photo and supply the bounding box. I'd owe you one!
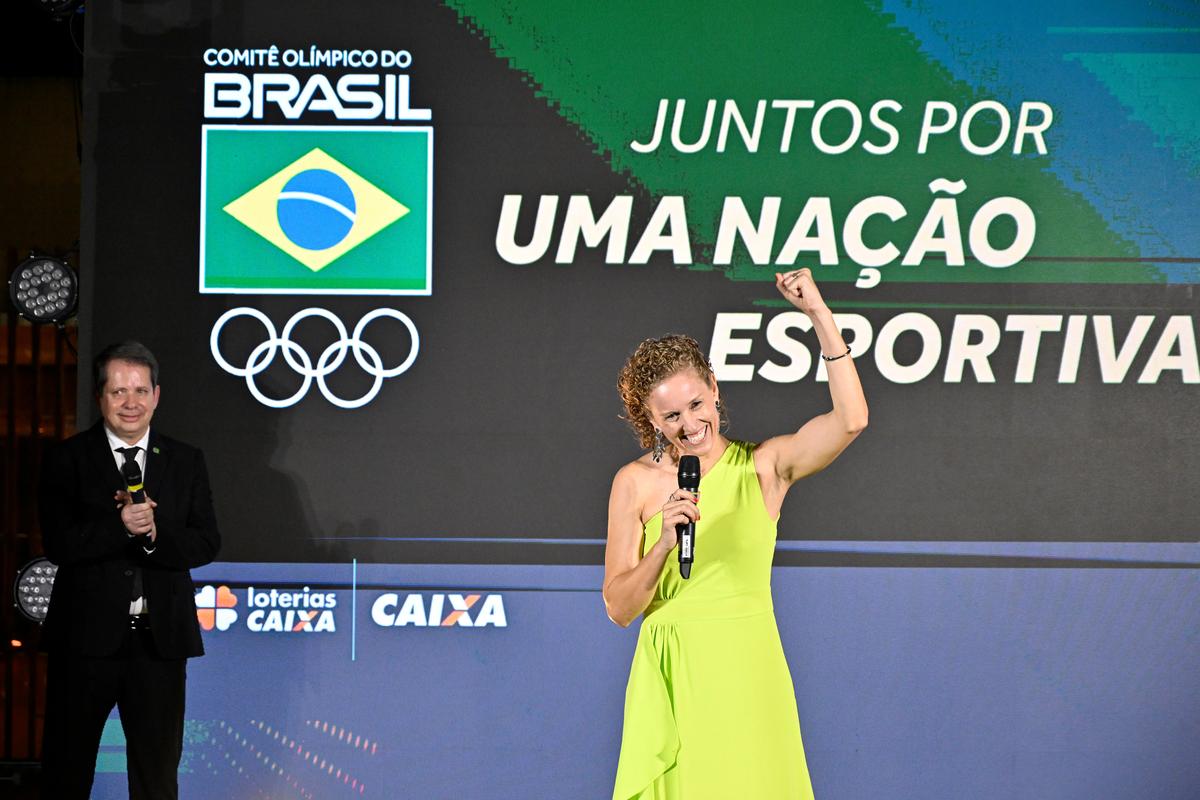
[210,307,420,409]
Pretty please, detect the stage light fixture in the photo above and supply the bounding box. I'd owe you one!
[34,0,84,20]
[9,253,78,325]
[14,557,57,623]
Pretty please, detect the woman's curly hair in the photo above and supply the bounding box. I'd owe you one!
[617,334,725,450]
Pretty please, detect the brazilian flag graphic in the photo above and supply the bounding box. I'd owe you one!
[200,126,432,294]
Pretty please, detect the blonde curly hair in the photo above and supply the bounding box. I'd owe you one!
[617,334,725,450]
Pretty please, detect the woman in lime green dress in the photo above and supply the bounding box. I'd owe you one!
[605,269,868,800]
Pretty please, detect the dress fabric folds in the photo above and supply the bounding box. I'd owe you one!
[612,440,815,800]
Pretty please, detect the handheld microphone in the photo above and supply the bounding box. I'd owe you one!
[677,455,700,579]
[122,458,146,504]
[121,457,154,581]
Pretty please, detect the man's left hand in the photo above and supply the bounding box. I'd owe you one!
[116,490,158,542]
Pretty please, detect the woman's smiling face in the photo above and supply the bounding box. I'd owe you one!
[644,368,720,460]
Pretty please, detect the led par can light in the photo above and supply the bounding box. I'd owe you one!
[14,557,58,623]
[9,254,78,325]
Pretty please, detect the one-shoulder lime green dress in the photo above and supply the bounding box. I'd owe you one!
[612,440,815,800]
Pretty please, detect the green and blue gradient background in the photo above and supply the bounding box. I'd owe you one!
[448,0,1198,286]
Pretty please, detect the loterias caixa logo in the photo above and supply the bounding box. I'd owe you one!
[194,584,339,634]
[194,584,239,632]
[199,46,432,408]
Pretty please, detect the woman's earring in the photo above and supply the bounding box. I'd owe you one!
[652,430,666,462]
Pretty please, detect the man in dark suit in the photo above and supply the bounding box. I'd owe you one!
[39,340,220,800]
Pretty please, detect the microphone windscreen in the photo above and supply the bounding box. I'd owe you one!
[677,455,700,491]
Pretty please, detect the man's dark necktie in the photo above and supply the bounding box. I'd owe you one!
[117,446,145,604]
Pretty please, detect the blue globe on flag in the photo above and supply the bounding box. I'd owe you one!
[276,169,358,251]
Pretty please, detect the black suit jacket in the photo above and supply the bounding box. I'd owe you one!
[39,422,221,658]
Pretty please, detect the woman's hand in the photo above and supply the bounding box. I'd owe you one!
[604,468,702,627]
[775,268,829,319]
[655,489,699,555]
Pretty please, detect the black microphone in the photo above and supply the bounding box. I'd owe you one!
[677,455,700,579]
[121,456,152,604]
[121,458,146,504]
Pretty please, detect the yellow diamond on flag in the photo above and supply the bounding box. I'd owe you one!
[223,147,409,272]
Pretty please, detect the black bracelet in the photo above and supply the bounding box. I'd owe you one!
[821,346,852,362]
